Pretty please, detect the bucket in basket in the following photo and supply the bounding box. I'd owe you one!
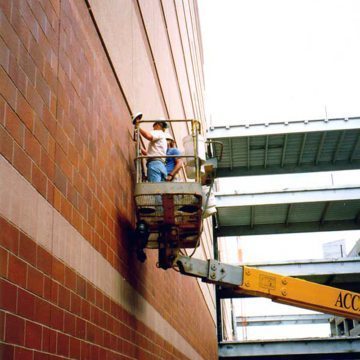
[182,134,206,166]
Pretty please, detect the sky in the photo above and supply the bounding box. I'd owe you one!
[198,0,360,125]
[198,0,360,341]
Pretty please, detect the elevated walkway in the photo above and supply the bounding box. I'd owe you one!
[215,185,360,236]
[207,117,360,177]
[211,118,360,359]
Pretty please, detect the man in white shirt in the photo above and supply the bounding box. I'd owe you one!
[138,120,168,182]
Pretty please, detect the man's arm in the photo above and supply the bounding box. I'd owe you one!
[171,158,183,176]
[166,157,183,181]
[139,127,153,141]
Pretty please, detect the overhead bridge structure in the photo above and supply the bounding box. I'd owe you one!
[206,117,360,359]
[216,185,360,237]
[208,117,360,177]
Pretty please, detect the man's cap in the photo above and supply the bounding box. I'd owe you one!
[153,120,168,129]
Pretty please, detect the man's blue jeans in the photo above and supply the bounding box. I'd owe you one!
[147,160,167,182]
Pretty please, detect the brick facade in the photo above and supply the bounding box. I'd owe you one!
[0,0,217,359]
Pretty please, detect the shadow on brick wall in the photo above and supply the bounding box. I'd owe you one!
[115,206,149,311]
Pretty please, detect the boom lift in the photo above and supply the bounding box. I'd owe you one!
[132,115,360,320]
[133,115,214,268]
[176,255,360,321]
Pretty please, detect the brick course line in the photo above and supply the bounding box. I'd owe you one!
[0,229,196,358]
[0,153,204,360]
[0,271,187,359]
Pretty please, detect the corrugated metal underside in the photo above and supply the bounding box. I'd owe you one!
[212,129,360,177]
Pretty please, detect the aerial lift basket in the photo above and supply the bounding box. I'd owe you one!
[134,182,203,249]
[133,116,207,268]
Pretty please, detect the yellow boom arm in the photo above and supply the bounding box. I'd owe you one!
[177,256,360,320]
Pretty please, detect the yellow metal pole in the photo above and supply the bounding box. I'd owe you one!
[135,122,141,183]
[191,120,200,182]
[236,266,360,320]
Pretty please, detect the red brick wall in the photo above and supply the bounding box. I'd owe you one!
[0,0,217,359]
[1,215,213,359]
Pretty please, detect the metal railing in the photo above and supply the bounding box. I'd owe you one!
[134,119,204,184]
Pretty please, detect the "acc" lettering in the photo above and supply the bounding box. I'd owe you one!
[334,292,360,311]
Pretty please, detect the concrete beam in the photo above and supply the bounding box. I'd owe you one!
[215,186,360,208]
[216,161,360,178]
[219,337,360,359]
[207,117,360,139]
[216,220,360,237]
[236,313,331,327]
[238,257,360,277]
